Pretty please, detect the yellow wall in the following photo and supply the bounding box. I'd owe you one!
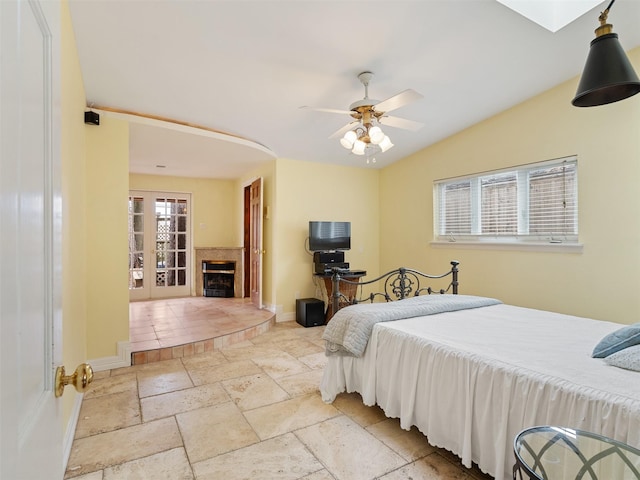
[60,0,88,433]
[273,158,380,316]
[129,174,240,248]
[380,48,640,325]
[85,117,130,358]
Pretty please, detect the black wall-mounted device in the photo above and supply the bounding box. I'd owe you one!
[84,111,100,125]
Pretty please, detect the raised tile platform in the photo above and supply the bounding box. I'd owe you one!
[129,296,274,365]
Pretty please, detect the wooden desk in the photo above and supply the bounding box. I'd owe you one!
[315,271,366,322]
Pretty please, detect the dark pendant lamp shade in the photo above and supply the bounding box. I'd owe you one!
[572,33,640,107]
[572,1,640,107]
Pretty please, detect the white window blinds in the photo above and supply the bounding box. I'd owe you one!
[442,181,471,235]
[435,156,578,243]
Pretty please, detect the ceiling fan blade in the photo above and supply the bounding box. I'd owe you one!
[299,106,352,115]
[378,115,425,131]
[374,89,423,113]
[329,121,359,139]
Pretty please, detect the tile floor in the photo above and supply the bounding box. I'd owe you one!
[65,301,494,480]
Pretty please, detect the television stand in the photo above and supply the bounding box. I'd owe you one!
[314,270,366,322]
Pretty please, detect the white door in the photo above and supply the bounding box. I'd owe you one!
[0,0,64,478]
[129,191,191,300]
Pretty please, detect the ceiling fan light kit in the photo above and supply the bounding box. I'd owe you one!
[339,121,392,154]
[352,139,367,155]
[304,71,424,162]
[378,135,394,152]
[340,130,357,149]
[572,0,640,107]
[367,126,384,144]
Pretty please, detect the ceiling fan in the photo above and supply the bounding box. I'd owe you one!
[301,71,425,159]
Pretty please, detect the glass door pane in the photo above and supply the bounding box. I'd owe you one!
[154,197,188,289]
[128,195,145,290]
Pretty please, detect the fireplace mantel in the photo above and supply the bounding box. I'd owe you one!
[195,247,244,297]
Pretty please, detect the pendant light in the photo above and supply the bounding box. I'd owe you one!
[572,0,640,107]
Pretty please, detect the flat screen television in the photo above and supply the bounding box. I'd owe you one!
[309,221,351,251]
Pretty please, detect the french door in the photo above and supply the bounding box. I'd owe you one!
[128,191,191,300]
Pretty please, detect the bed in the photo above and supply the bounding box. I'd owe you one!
[320,262,640,480]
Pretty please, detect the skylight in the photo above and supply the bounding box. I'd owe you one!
[497,0,604,32]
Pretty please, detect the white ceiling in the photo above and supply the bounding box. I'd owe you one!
[68,0,640,179]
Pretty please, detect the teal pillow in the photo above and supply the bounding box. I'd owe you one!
[604,345,640,372]
[592,323,640,358]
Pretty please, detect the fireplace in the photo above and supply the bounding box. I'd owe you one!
[202,261,235,297]
[195,247,243,298]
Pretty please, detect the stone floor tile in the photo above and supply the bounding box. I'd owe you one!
[276,338,325,358]
[250,351,311,379]
[176,402,259,463]
[298,470,336,480]
[137,368,194,398]
[83,372,137,400]
[295,415,407,480]
[219,344,284,362]
[65,418,182,478]
[332,392,388,427]
[111,358,184,377]
[74,390,141,439]
[377,452,471,480]
[188,359,262,386]
[243,393,340,440]
[275,368,324,397]
[141,382,230,421]
[103,447,194,480]
[366,417,436,462]
[298,351,328,370]
[221,373,290,411]
[66,471,103,480]
[192,433,322,480]
[179,350,228,371]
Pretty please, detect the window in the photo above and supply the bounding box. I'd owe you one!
[434,156,577,244]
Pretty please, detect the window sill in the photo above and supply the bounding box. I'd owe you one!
[430,240,583,254]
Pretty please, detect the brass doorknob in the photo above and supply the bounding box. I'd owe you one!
[54,363,94,398]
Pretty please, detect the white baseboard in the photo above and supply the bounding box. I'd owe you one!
[88,341,131,372]
[262,302,276,313]
[259,302,293,323]
[62,392,83,472]
[276,311,295,322]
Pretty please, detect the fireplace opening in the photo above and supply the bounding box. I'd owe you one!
[202,260,235,297]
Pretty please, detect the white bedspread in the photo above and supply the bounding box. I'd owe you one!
[320,303,640,480]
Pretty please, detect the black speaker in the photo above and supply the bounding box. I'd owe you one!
[296,298,325,327]
[313,251,344,264]
[84,110,100,125]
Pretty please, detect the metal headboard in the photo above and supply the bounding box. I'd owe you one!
[330,260,459,316]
